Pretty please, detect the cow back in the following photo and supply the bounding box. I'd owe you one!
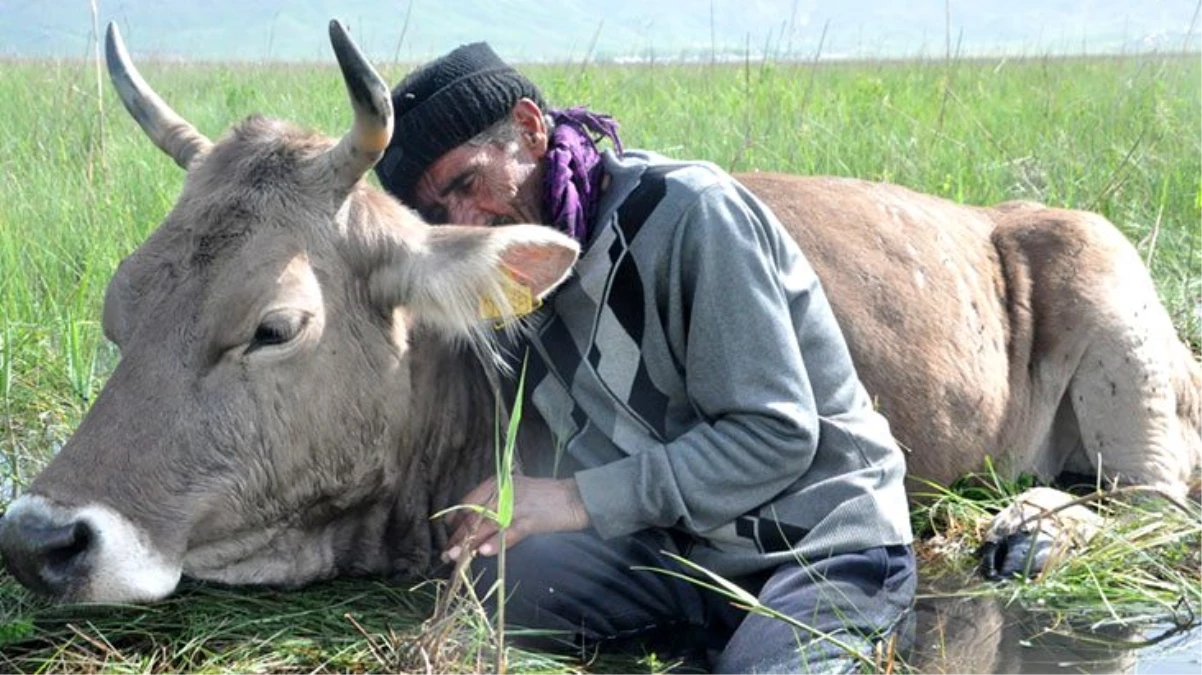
[740,174,1013,488]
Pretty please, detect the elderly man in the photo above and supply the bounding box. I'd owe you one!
[375,42,916,673]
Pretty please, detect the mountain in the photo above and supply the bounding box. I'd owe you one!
[0,0,1198,63]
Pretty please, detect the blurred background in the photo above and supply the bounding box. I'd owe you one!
[2,0,1200,63]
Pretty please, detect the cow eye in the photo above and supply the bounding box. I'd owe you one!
[245,312,308,355]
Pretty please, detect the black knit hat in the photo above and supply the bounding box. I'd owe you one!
[374,42,545,205]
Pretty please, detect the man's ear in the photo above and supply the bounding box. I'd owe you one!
[512,98,547,158]
[369,224,578,337]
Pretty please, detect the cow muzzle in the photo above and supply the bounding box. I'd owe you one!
[0,494,180,603]
[0,505,94,596]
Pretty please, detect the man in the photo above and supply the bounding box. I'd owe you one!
[375,42,916,673]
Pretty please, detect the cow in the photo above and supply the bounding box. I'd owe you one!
[0,22,579,603]
[747,172,1202,576]
[0,21,1198,604]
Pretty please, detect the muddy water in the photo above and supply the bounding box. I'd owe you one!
[910,589,1201,674]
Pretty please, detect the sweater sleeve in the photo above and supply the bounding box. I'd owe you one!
[574,180,828,539]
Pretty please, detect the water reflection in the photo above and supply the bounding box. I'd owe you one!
[909,586,1199,674]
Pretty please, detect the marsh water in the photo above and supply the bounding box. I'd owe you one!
[909,586,1201,674]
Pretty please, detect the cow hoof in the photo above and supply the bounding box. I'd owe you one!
[977,530,1055,579]
[976,487,1102,581]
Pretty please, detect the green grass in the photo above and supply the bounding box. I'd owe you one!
[0,50,1199,672]
[0,577,616,674]
[906,472,1201,673]
[912,468,1201,617]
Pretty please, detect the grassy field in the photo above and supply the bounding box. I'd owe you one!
[0,49,1199,672]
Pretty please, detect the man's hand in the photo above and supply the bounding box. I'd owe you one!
[441,475,590,562]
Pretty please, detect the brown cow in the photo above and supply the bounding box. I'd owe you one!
[0,21,1198,603]
[0,22,579,602]
[750,171,1201,575]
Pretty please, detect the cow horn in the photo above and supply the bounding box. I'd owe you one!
[324,20,394,194]
[104,23,212,170]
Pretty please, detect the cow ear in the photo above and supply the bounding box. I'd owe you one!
[369,225,579,336]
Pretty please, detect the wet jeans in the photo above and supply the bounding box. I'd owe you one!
[470,529,917,673]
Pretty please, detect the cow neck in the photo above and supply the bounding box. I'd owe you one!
[401,333,501,518]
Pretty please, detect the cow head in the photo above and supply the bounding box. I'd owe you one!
[0,22,578,603]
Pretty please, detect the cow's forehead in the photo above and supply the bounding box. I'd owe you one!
[127,117,340,273]
[105,117,353,337]
[188,119,335,240]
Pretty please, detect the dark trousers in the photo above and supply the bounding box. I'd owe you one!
[470,529,917,674]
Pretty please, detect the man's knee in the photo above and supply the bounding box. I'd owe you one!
[713,545,917,674]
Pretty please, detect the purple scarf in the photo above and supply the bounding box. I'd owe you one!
[543,106,623,245]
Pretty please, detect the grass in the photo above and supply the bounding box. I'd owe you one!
[0,577,606,674]
[906,473,1201,673]
[0,47,1199,672]
[912,468,1201,620]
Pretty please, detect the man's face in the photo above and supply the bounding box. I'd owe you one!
[412,100,548,227]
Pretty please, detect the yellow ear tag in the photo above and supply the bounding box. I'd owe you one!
[480,272,541,326]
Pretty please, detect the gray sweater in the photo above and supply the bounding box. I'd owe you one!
[515,150,913,577]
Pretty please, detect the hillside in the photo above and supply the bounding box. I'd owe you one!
[0,0,1199,63]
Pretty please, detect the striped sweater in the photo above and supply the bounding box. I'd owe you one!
[512,150,913,577]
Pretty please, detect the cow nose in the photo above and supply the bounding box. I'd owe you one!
[0,508,95,597]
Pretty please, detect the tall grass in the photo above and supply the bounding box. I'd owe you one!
[1,54,1197,498]
[0,49,1199,672]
